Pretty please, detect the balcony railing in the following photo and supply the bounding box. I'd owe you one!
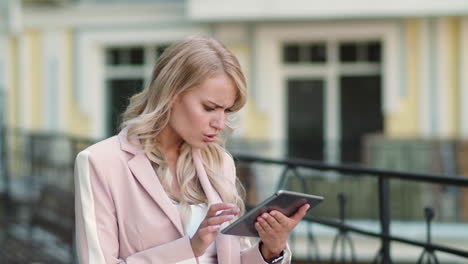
[234,154,468,263]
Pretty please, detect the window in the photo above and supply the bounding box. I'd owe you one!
[156,44,171,58]
[283,42,327,64]
[339,41,382,63]
[282,40,382,163]
[105,44,172,135]
[307,43,326,63]
[283,44,301,63]
[106,47,144,66]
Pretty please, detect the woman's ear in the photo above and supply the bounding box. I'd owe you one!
[169,94,180,108]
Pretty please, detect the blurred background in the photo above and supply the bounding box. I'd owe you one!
[0,0,468,263]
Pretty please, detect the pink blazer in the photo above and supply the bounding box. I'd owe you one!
[74,129,291,264]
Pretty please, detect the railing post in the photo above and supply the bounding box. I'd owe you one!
[0,126,12,212]
[417,207,440,264]
[0,89,12,215]
[378,176,392,264]
[276,166,292,191]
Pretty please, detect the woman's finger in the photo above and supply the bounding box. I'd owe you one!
[262,213,282,231]
[255,222,266,236]
[196,225,221,239]
[206,214,235,226]
[257,216,273,232]
[206,203,236,217]
[213,207,240,217]
[270,210,288,226]
[290,203,310,222]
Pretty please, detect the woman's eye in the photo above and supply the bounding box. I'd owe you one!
[204,105,215,111]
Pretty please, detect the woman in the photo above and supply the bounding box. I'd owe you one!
[74,35,310,264]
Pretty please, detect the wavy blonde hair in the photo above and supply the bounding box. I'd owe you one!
[121,35,247,230]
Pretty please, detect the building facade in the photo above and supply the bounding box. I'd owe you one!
[1,1,468,262]
[1,0,468,165]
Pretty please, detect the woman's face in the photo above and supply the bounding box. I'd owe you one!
[168,73,237,149]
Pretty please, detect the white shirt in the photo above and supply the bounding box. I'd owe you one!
[173,202,218,264]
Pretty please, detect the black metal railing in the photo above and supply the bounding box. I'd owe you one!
[0,128,92,263]
[234,154,468,264]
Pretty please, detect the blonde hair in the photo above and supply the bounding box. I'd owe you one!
[121,35,246,230]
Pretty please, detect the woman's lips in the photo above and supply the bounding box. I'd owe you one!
[203,135,216,142]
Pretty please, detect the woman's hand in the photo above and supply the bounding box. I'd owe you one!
[256,203,310,259]
[190,203,240,257]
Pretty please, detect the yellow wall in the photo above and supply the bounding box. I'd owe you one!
[228,43,270,140]
[64,30,91,137]
[27,30,43,131]
[9,29,91,136]
[386,19,421,137]
[245,102,270,140]
[443,17,460,137]
[386,17,461,138]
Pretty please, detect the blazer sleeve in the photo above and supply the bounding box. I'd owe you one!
[222,153,292,264]
[74,150,197,264]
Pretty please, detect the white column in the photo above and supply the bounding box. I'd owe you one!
[436,18,449,138]
[326,40,339,164]
[76,31,105,138]
[382,23,402,115]
[0,36,9,125]
[420,18,440,138]
[42,30,66,132]
[93,46,105,139]
[18,35,30,129]
[419,18,432,137]
[7,0,22,35]
[256,27,282,150]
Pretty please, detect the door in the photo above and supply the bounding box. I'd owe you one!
[107,79,144,136]
[287,79,324,161]
[340,75,383,163]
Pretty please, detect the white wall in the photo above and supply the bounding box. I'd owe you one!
[189,0,468,21]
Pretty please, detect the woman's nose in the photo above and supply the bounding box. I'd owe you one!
[211,113,226,130]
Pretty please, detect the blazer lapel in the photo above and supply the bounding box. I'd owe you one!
[118,128,184,237]
[128,154,185,237]
[192,148,238,264]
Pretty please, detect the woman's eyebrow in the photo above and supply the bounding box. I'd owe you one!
[207,100,233,109]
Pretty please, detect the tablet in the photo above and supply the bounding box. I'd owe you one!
[221,190,323,237]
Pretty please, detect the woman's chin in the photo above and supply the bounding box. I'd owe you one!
[189,141,210,149]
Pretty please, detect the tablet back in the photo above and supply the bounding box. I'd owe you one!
[221,190,323,237]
